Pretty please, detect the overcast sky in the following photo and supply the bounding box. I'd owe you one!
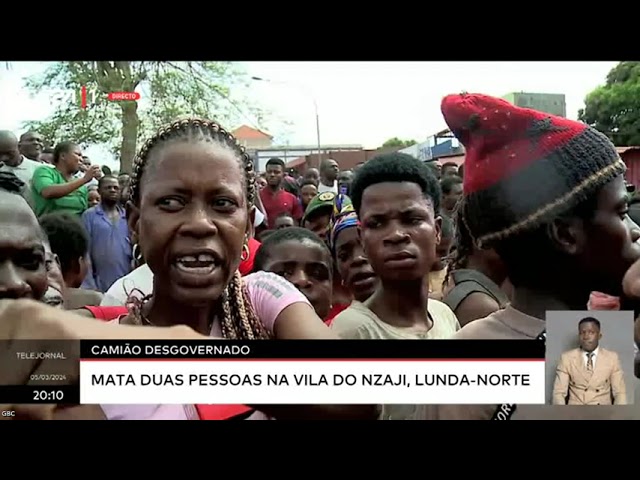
[0,61,618,170]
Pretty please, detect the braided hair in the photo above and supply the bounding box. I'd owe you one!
[443,197,474,287]
[128,117,270,340]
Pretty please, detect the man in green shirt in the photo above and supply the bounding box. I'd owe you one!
[31,141,101,217]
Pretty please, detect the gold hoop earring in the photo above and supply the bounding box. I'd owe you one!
[241,242,250,262]
[132,243,144,268]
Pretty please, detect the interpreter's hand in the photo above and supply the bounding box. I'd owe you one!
[83,165,102,182]
[0,299,213,419]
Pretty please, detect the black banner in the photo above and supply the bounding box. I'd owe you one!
[0,385,79,404]
[81,339,545,360]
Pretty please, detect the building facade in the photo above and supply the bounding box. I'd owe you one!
[619,147,640,187]
[253,144,363,172]
[399,128,464,163]
[502,92,566,117]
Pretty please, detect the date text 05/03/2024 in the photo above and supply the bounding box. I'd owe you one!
[15,352,67,360]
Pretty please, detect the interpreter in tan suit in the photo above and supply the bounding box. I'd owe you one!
[552,317,627,405]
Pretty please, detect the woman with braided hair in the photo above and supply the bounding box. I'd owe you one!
[95,117,377,420]
[440,198,510,327]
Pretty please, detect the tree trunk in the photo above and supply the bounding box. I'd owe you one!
[119,102,139,174]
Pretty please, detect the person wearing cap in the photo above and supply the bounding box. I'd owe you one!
[428,92,640,420]
[302,191,337,241]
[302,191,354,312]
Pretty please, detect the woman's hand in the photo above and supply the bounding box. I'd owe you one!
[0,299,210,419]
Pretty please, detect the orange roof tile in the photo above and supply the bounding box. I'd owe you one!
[232,125,273,140]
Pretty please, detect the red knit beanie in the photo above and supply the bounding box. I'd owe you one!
[441,93,626,247]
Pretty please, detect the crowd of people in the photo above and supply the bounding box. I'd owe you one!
[1,92,639,420]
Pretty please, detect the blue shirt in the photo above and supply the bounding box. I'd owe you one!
[81,204,132,293]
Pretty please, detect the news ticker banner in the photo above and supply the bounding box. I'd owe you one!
[0,340,545,405]
[80,340,545,405]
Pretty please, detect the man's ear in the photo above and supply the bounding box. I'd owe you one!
[548,216,584,256]
[126,200,140,246]
[78,255,88,277]
[434,215,443,246]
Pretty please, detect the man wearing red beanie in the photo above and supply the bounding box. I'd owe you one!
[428,93,640,420]
[238,237,261,276]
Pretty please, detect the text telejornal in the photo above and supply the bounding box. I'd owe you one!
[16,352,67,360]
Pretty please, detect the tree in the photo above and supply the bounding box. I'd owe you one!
[578,61,640,146]
[21,62,278,173]
[381,137,418,149]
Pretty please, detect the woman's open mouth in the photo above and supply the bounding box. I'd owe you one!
[170,249,224,287]
[174,254,218,275]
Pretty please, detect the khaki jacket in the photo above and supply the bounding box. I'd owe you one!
[552,347,626,405]
[421,306,640,420]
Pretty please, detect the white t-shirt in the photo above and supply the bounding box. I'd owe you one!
[254,208,265,228]
[318,181,337,194]
[101,263,153,306]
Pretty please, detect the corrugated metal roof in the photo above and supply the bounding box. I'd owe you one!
[616,146,640,154]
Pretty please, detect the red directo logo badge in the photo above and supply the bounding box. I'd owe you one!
[80,86,140,109]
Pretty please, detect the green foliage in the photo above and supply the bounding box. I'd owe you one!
[579,61,640,146]
[23,62,120,148]
[21,62,275,172]
[381,137,418,148]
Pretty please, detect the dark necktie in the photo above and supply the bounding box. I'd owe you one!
[586,352,594,372]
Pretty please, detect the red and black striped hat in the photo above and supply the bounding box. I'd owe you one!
[441,93,625,247]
